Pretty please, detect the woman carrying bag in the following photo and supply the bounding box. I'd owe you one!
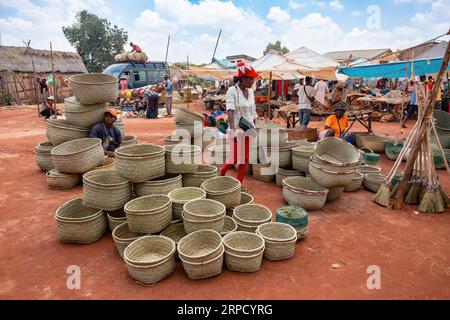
[219,62,259,191]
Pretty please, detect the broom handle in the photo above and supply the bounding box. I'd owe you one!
[431,121,450,173]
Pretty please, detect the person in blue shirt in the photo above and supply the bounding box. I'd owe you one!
[163,74,173,116]
[401,80,418,128]
[90,109,122,157]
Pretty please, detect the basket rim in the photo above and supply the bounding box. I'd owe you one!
[282,176,328,195]
[177,229,223,260]
[201,176,241,194]
[183,199,226,219]
[220,216,238,235]
[55,198,103,222]
[51,138,102,157]
[165,144,202,154]
[222,231,265,254]
[115,143,165,158]
[112,222,146,243]
[364,173,386,182]
[137,174,182,186]
[69,73,118,85]
[83,169,130,187]
[256,222,298,242]
[124,194,171,214]
[179,245,224,266]
[46,169,78,178]
[124,235,176,266]
[182,211,225,223]
[309,163,355,175]
[224,246,264,259]
[160,223,187,243]
[45,118,90,131]
[168,187,206,203]
[233,204,272,224]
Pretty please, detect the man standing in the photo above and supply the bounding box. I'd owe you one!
[130,42,142,53]
[163,74,173,116]
[89,109,122,157]
[297,77,316,129]
[314,79,329,105]
[401,80,418,128]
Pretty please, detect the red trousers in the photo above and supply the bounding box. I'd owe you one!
[220,135,251,183]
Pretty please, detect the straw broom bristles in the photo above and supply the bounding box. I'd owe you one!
[373,182,391,207]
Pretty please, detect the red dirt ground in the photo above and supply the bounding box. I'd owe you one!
[0,102,449,300]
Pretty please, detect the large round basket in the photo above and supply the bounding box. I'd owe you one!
[177,229,224,263]
[182,199,225,233]
[282,176,328,211]
[51,138,105,174]
[34,141,54,172]
[276,167,304,187]
[360,135,392,153]
[83,169,132,211]
[45,119,90,146]
[160,223,187,260]
[174,106,204,123]
[121,135,138,147]
[309,162,355,188]
[168,187,206,219]
[106,209,127,232]
[256,222,297,261]
[233,204,272,233]
[223,231,265,273]
[55,198,106,244]
[165,145,201,174]
[292,146,315,173]
[226,192,254,216]
[201,176,242,209]
[182,164,218,187]
[363,173,386,193]
[115,144,165,183]
[64,96,107,127]
[252,163,276,182]
[112,222,147,258]
[314,137,360,167]
[344,171,364,192]
[69,73,118,105]
[220,216,238,237]
[134,174,182,197]
[124,195,172,234]
[46,169,79,190]
[124,236,176,284]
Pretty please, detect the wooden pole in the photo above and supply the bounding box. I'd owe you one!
[212,29,222,63]
[11,72,21,105]
[23,40,38,104]
[50,42,57,117]
[187,55,190,109]
[393,38,450,209]
[267,71,273,122]
[14,73,30,102]
[165,35,170,68]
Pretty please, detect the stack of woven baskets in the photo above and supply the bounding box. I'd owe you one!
[174,106,204,137]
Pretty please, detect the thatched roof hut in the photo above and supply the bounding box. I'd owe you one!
[0,45,87,73]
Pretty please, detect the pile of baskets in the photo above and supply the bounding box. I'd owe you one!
[174,106,204,137]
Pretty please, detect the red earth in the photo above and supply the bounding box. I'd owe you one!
[0,102,449,300]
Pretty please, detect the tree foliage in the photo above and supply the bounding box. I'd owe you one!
[263,41,289,55]
[63,10,128,73]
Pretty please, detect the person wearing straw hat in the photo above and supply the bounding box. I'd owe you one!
[219,62,259,192]
[328,81,347,108]
[38,96,57,119]
[320,101,349,139]
[90,108,122,157]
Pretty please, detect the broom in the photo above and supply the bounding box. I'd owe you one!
[404,141,422,204]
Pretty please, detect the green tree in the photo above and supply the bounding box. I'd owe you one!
[63,10,128,73]
[263,41,289,55]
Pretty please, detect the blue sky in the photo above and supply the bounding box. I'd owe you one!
[0,0,448,64]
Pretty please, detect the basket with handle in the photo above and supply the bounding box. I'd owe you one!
[45,119,90,146]
[34,141,54,172]
[282,176,328,211]
[309,162,355,188]
[201,176,242,208]
[69,73,118,105]
[112,222,147,258]
[165,144,201,174]
[46,169,80,190]
[115,144,165,183]
[134,174,182,197]
[223,231,265,273]
[168,187,206,220]
[256,222,297,261]
[359,147,380,166]
[51,138,105,174]
[82,169,132,211]
[182,164,218,187]
[64,96,107,127]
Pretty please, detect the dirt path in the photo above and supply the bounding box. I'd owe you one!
[0,103,449,300]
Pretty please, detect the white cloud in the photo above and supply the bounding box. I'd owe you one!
[0,17,33,31]
[351,11,362,17]
[289,0,307,10]
[267,6,291,23]
[411,0,450,33]
[134,10,177,33]
[329,0,344,11]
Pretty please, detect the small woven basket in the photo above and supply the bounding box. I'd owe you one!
[177,229,224,263]
[276,167,304,187]
[252,163,276,182]
[34,141,54,172]
[46,169,80,190]
[82,169,132,211]
[309,162,355,188]
[121,135,138,147]
[282,176,328,211]
[165,145,201,174]
[160,223,187,260]
[292,146,315,173]
[201,176,242,208]
[55,198,106,244]
[106,209,127,232]
[124,195,172,234]
[223,231,265,273]
[344,171,364,192]
[180,246,224,280]
[182,211,225,234]
[112,222,147,258]
[363,173,386,193]
[226,192,254,216]
[220,216,238,237]
[182,164,218,187]
[51,138,105,174]
[233,204,272,233]
[45,119,90,146]
[168,187,206,219]
[69,73,118,105]
[183,199,226,221]
[134,174,182,197]
[326,187,344,202]
[64,96,107,127]
[256,222,297,261]
[115,144,165,183]
[360,135,391,153]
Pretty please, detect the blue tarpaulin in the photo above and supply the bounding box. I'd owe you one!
[338,57,449,79]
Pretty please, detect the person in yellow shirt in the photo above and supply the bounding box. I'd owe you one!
[320,102,348,139]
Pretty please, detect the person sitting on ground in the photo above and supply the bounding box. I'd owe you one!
[321,101,348,139]
[39,96,57,119]
[130,42,142,53]
[90,108,122,158]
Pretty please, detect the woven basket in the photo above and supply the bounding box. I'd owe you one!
[106,209,127,232]
[385,143,404,161]
[233,204,272,233]
[275,206,308,241]
[134,174,182,197]
[363,173,386,193]
[34,141,54,172]
[93,157,115,171]
[69,73,118,105]
[164,135,191,146]
[115,144,165,183]
[177,229,223,263]
[51,138,105,174]
[223,232,265,273]
[360,135,391,153]
[55,198,106,243]
[124,195,172,234]
[174,106,204,123]
[262,144,294,168]
[276,168,304,187]
[282,176,328,211]
[45,119,90,146]
[175,122,203,136]
[201,177,242,209]
[64,96,107,127]
[180,246,224,280]
[83,169,132,211]
[220,216,238,237]
[226,192,254,216]
[183,199,226,221]
[46,169,79,190]
[326,187,344,202]
[256,222,297,261]
[112,222,147,258]
[182,164,218,187]
[309,162,355,188]
[292,146,315,173]
[314,137,360,166]
[251,163,276,182]
[165,145,201,174]
[160,223,187,260]
[182,211,226,234]
[256,124,289,146]
[168,187,206,219]
[356,165,381,175]
[344,171,364,192]
[121,135,137,146]
[124,236,176,284]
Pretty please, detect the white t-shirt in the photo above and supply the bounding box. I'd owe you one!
[297,85,316,110]
[226,85,257,129]
[314,80,329,105]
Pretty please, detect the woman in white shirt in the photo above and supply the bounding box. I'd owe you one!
[219,62,259,189]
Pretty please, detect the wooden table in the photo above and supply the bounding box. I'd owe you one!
[344,110,373,134]
[346,93,366,105]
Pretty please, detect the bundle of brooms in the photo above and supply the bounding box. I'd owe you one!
[373,37,450,212]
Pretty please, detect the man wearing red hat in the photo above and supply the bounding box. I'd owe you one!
[219,62,259,192]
